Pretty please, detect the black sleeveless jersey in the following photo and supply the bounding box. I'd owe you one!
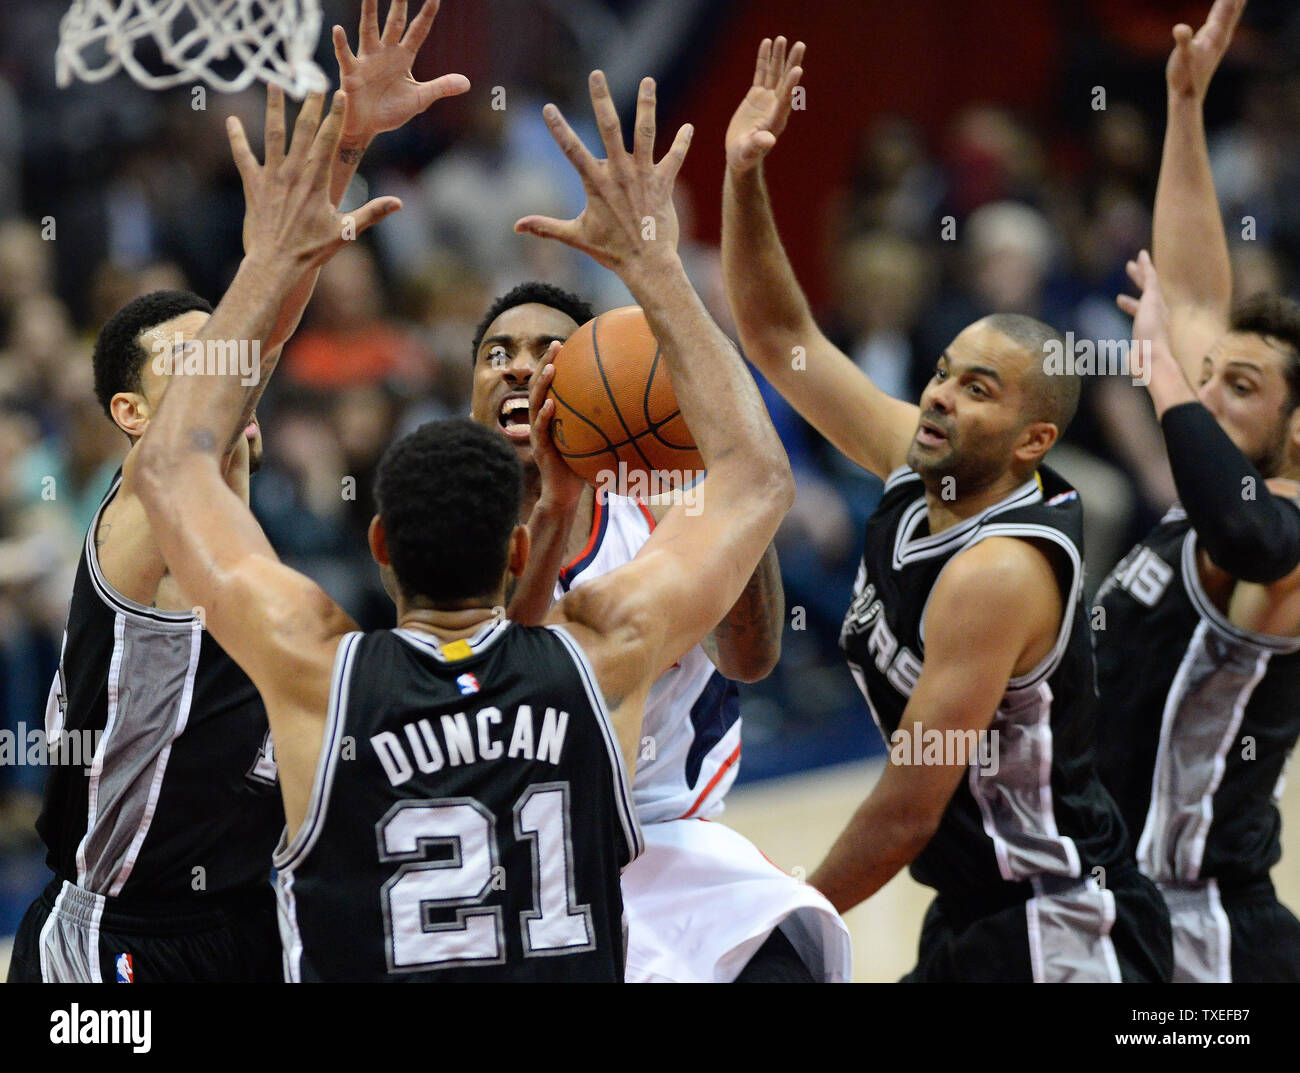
[35,473,283,905]
[1095,506,1300,890]
[839,466,1130,904]
[274,620,642,982]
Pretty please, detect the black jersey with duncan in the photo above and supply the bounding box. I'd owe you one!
[36,473,282,905]
[1095,506,1300,890]
[274,620,642,982]
[840,466,1129,904]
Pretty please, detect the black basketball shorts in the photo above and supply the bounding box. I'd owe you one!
[6,877,282,983]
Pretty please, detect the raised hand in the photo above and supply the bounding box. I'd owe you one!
[514,72,692,273]
[1119,249,1170,359]
[529,348,587,510]
[333,0,470,146]
[725,36,805,174]
[1167,0,1246,101]
[227,90,402,273]
[1118,249,1198,413]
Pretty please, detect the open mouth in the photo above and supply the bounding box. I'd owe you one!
[498,394,531,441]
[915,418,949,448]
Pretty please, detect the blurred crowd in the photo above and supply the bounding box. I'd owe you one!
[3,0,1300,846]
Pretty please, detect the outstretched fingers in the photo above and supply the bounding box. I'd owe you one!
[513,213,582,248]
[787,40,806,73]
[1200,0,1246,49]
[332,24,358,76]
[225,115,260,188]
[287,90,326,169]
[418,72,472,105]
[753,37,772,89]
[381,0,408,46]
[1126,249,1156,291]
[306,92,349,185]
[540,102,599,179]
[529,352,560,425]
[263,84,286,166]
[633,77,657,167]
[655,123,693,185]
[770,36,788,88]
[359,0,381,51]
[345,195,404,240]
[770,60,803,131]
[403,0,441,53]
[588,70,627,164]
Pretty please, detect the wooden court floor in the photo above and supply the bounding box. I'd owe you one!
[722,756,1300,982]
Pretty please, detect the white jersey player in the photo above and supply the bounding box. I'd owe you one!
[468,282,852,983]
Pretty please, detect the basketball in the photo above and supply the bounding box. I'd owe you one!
[548,306,704,493]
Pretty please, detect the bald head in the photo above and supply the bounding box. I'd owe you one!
[981,313,1079,437]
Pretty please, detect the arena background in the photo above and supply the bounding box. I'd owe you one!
[0,0,1297,981]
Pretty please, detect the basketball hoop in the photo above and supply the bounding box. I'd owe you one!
[56,0,329,99]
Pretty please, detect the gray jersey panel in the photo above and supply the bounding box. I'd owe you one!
[1026,876,1122,982]
[76,615,200,893]
[1160,881,1232,983]
[1137,620,1270,884]
[969,680,1082,881]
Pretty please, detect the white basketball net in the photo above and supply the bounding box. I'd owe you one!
[56,0,329,98]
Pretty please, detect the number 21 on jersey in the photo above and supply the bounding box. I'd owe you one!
[377,781,594,971]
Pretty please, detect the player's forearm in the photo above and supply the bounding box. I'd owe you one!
[810,795,937,914]
[1153,97,1232,316]
[620,248,791,497]
[265,137,371,354]
[721,164,818,369]
[141,253,299,470]
[1160,401,1300,583]
[705,542,783,682]
[507,496,579,626]
[1143,339,1198,420]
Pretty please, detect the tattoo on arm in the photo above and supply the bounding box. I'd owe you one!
[338,146,363,165]
[705,545,783,674]
[94,523,110,550]
[190,429,217,453]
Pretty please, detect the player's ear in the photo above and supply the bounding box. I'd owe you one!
[1014,420,1058,467]
[507,523,530,579]
[1287,403,1300,462]
[110,391,150,439]
[368,515,391,567]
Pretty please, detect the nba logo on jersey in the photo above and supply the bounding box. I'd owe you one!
[457,673,480,696]
[115,953,134,982]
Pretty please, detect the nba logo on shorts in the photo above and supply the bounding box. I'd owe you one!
[457,673,480,696]
[115,953,134,983]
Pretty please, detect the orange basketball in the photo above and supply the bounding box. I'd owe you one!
[548,306,704,494]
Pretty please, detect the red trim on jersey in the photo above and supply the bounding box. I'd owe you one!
[636,498,656,532]
[562,490,606,574]
[678,742,742,819]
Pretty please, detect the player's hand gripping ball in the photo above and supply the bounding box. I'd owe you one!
[548,307,704,495]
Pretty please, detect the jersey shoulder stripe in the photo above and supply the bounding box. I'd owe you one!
[1180,531,1300,654]
[545,624,644,863]
[84,474,194,627]
[274,631,362,872]
[917,521,1084,690]
[559,491,611,591]
[891,473,1042,568]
